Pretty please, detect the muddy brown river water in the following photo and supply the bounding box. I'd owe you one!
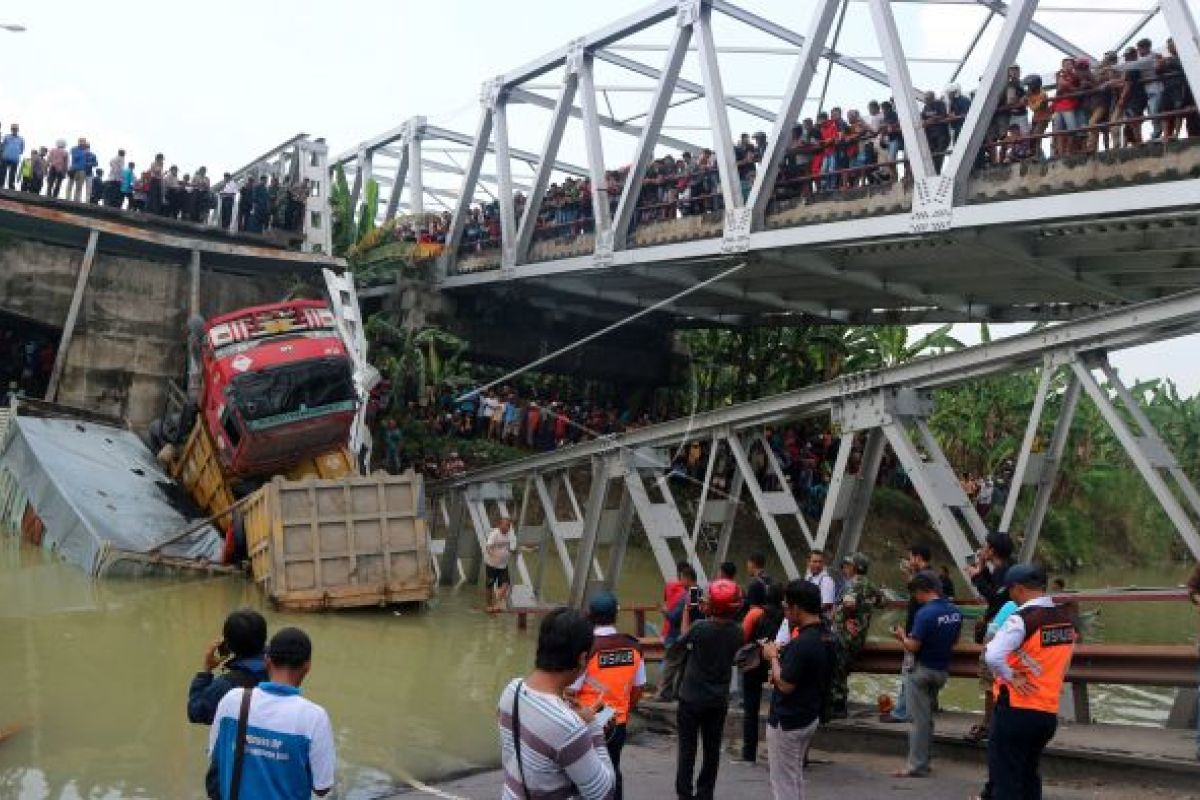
[0,541,1194,799]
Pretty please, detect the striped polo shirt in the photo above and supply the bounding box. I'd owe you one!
[497,679,615,800]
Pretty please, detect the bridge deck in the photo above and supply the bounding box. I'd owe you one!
[0,191,342,275]
[442,142,1200,325]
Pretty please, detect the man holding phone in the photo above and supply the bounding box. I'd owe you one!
[892,572,962,778]
[188,608,269,725]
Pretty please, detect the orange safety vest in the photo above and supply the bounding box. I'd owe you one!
[576,632,644,725]
[992,603,1076,714]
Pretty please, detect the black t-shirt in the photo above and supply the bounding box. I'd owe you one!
[768,622,829,730]
[678,618,744,708]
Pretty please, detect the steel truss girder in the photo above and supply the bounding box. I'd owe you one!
[1073,355,1200,560]
[815,427,886,562]
[726,432,805,580]
[747,0,840,230]
[619,454,709,588]
[435,287,1200,491]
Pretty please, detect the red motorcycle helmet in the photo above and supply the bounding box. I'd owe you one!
[706,578,742,618]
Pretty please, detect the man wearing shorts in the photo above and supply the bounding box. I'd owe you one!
[485,516,517,611]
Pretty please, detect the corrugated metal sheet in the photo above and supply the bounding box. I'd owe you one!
[0,415,223,574]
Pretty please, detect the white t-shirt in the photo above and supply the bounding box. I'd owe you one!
[485,527,516,569]
[806,570,838,607]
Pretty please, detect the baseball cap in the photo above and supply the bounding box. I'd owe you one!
[588,591,619,619]
[1004,563,1047,590]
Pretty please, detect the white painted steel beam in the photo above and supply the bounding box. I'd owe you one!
[440,106,493,279]
[867,0,936,182]
[507,87,701,154]
[974,0,1095,60]
[612,22,693,251]
[1161,0,1200,110]
[593,48,777,122]
[747,0,840,229]
[998,358,1056,535]
[578,55,613,255]
[710,0,899,91]
[493,99,518,268]
[943,0,1039,202]
[1015,374,1081,562]
[726,434,803,580]
[694,4,744,216]
[384,142,410,221]
[1073,357,1200,559]
[515,70,579,265]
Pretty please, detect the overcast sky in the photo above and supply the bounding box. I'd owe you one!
[1,0,1198,394]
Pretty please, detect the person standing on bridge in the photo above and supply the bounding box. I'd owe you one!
[67,138,96,202]
[674,578,743,800]
[1,124,25,190]
[218,173,238,230]
[829,553,882,720]
[46,139,68,198]
[891,571,962,779]
[106,149,125,207]
[761,580,830,800]
[570,592,645,800]
[965,532,1015,743]
[978,564,1077,800]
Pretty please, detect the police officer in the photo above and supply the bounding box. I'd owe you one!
[979,564,1076,799]
[572,592,645,800]
[830,553,882,718]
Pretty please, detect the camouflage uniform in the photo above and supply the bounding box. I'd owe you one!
[830,570,882,714]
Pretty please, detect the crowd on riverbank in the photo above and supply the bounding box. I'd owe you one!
[456,38,1197,255]
[0,125,309,234]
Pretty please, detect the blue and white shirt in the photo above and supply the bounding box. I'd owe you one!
[208,682,336,799]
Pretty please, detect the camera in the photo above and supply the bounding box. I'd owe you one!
[215,640,231,659]
[687,586,702,605]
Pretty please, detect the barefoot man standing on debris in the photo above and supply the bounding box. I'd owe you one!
[485,516,517,611]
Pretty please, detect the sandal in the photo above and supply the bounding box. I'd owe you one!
[963,724,989,743]
[892,768,929,778]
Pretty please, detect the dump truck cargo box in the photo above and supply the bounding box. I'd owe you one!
[243,472,433,610]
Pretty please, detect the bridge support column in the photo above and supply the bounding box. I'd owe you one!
[439,492,470,587]
[820,427,886,564]
[620,449,708,588]
[1073,355,1200,560]
[1000,357,1082,562]
[569,455,619,609]
[45,229,99,403]
[725,433,803,580]
[713,442,744,570]
[835,388,985,590]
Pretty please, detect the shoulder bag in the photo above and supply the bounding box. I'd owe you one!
[511,681,533,800]
[227,687,254,800]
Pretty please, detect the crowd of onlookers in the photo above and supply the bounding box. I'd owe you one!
[0,125,309,235]
[455,38,1196,257]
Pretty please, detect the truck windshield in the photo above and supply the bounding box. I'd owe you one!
[230,358,356,427]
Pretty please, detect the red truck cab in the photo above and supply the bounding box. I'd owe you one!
[201,300,357,477]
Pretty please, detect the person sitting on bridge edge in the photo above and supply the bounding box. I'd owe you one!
[569,592,645,800]
[976,564,1077,800]
[892,571,962,778]
[674,578,743,800]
